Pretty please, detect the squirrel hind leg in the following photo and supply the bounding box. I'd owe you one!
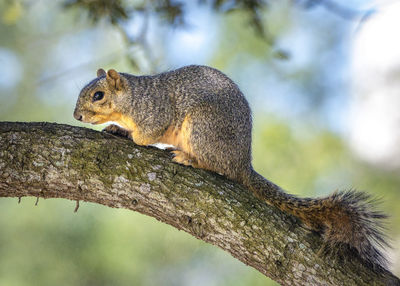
[184,106,252,181]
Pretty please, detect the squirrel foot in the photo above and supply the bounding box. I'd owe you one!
[171,150,198,167]
[103,124,131,139]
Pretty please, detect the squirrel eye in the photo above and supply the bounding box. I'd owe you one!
[93,91,104,102]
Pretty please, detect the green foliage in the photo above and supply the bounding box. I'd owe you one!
[62,0,271,36]
[63,0,186,26]
[64,0,129,24]
[209,0,269,37]
[2,0,24,25]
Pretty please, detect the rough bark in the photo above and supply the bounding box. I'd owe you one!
[0,122,399,286]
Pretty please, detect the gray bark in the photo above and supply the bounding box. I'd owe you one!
[0,122,399,286]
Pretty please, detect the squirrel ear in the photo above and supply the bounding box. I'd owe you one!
[106,69,122,90]
[97,68,106,77]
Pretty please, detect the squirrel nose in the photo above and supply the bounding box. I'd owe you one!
[74,111,83,121]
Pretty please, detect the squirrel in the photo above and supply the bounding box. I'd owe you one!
[73,65,388,269]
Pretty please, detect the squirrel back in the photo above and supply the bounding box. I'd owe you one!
[74,65,389,269]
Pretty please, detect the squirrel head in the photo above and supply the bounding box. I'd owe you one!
[73,68,125,124]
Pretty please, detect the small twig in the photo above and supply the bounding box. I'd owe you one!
[35,196,39,206]
[74,200,80,213]
[18,197,21,204]
[114,6,158,73]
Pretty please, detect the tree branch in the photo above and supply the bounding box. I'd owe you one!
[0,122,399,285]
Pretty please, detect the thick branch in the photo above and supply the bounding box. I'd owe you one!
[0,122,398,285]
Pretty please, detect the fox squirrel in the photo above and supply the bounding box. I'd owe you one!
[74,65,388,269]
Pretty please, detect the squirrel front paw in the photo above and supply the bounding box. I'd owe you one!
[171,150,198,167]
[103,124,131,138]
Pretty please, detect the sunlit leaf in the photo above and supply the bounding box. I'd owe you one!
[2,1,23,25]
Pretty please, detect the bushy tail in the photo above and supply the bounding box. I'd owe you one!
[243,169,388,268]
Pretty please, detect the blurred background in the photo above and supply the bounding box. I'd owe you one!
[1,0,399,285]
